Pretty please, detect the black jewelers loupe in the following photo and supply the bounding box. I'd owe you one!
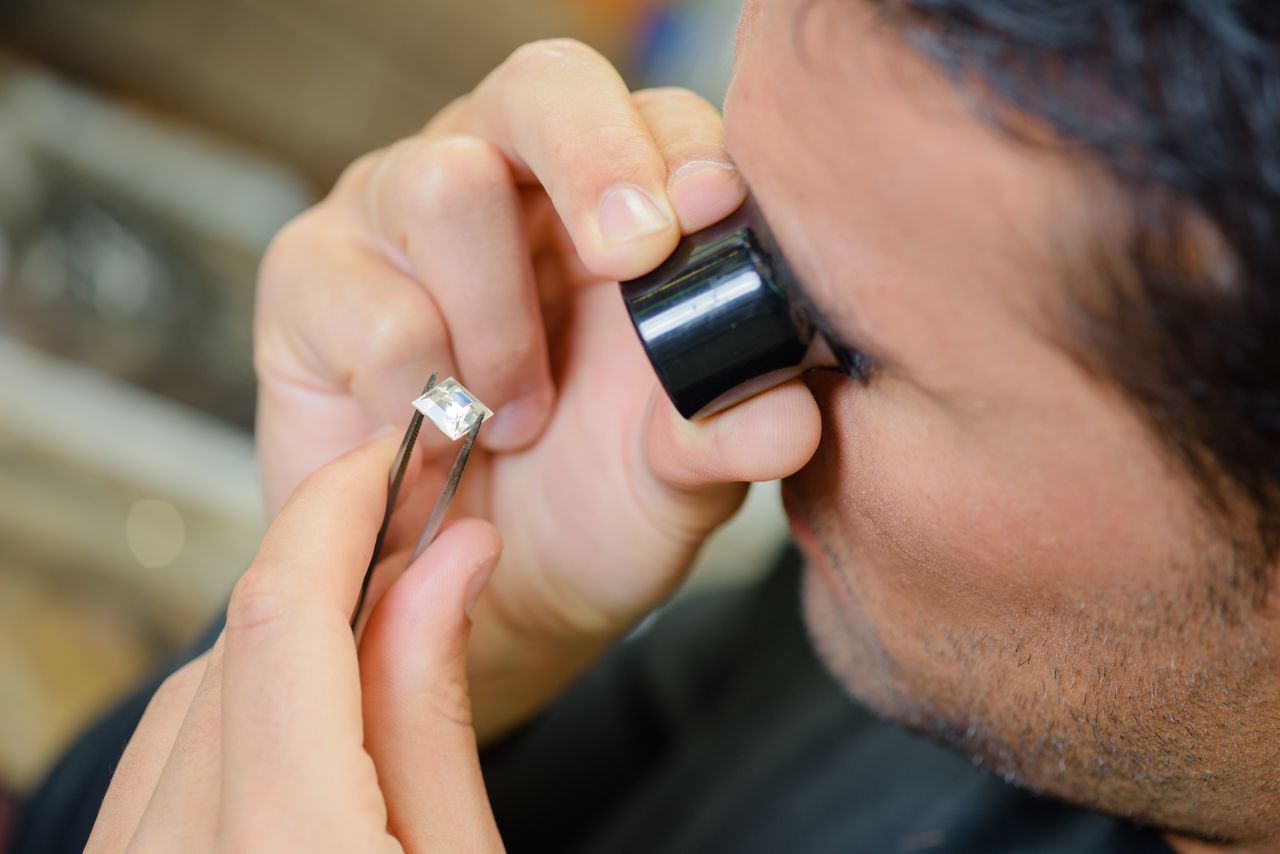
[620,200,823,419]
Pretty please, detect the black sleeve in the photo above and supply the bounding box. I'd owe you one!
[480,558,800,853]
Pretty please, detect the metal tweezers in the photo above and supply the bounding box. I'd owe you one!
[351,373,483,630]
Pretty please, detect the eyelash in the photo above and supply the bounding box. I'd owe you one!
[832,344,875,382]
[787,278,876,382]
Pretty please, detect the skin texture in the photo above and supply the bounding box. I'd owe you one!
[97,0,1275,851]
[728,1,1280,849]
[86,440,506,853]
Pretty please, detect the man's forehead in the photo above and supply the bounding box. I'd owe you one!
[726,0,1103,358]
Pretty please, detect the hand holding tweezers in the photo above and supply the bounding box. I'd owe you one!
[351,373,484,632]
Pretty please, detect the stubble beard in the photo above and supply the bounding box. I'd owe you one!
[798,518,1280,845]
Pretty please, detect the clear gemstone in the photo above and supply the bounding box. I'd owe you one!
[413,377,493,440]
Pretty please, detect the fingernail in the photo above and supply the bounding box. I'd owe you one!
[485,389,551,449]
[668,159,737,189]
[598,185,672,244]
[464,556,499,615]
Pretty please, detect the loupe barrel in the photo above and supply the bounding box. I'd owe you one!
[620,203,812,419]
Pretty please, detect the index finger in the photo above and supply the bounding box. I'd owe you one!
[424,39,681,281]
[218,438,394,833]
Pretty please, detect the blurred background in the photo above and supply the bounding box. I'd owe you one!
[0,0,781,840]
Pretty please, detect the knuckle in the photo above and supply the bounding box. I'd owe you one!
[334,147,386,194]
[548,122,660,182]
[424,679,475,730]
[396,136,508,223]
[358,289,438,377]
[226,568,287,634]
[258,210,320,293]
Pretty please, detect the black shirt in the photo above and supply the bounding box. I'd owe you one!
[16,549,1173,853]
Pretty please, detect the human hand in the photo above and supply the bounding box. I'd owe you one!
[254,40,822,740]
[85,440,505,853]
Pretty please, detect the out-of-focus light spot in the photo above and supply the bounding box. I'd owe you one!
[126,498,186,569]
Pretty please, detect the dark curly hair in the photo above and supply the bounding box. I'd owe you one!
[881,1,1280,565]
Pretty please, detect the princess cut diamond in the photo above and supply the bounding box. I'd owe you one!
[412,377,493,441]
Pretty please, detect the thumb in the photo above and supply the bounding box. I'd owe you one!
[359,518,505,854]
[644,378,821,500]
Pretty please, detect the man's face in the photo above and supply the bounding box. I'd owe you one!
[724,0,1280,842]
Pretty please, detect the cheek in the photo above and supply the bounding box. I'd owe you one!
[797,373,1195,633]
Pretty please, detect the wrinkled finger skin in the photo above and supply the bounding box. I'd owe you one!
[254,41,821,744]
